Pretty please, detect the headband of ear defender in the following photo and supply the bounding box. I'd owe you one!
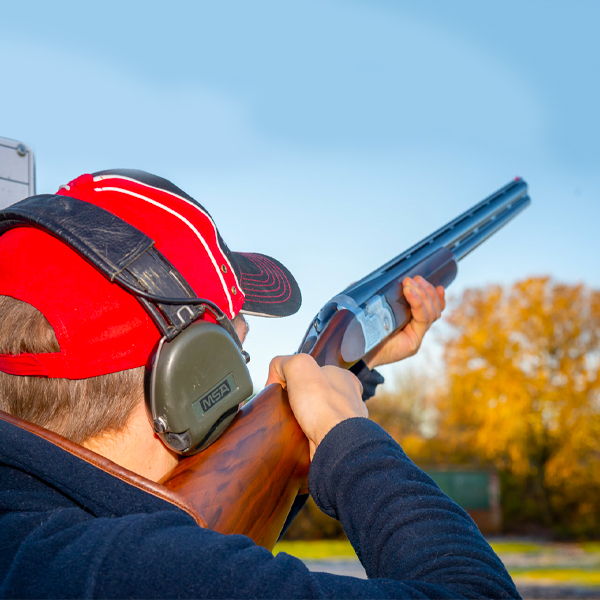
[0,193,253,455]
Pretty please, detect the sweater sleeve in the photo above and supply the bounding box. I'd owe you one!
[308,417,520,598]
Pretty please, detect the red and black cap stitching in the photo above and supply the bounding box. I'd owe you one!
[235,253,302,317]
[93,169,302,318]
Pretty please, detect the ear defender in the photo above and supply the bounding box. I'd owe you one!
[0,193,254,456]
[145,321,253,455]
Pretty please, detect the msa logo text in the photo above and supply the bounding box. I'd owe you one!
[200,379,232,413]
[192,373,238,419]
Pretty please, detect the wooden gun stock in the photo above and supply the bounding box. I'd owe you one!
[160,384,310,550]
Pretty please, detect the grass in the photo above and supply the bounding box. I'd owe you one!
[274,540,554,559]
[510,568,600,587]
[274,539,600,588]
[582,542,600,553]
[488,541,547,554]
[273,540,355,559]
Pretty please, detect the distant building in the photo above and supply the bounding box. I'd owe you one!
[425,468,501,534]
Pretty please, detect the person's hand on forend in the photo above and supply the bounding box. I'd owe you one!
[363,276,445,369]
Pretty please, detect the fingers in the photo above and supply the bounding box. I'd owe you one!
[402,276,443,325]
[322,365,364,401]
[418,276,442,318]
[400,277,445,356]
[265,353,317,388]
[436,285,446,312]
[267,354,363,398]
[265,355,289,388]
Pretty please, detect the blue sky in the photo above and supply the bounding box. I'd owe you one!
[1,0,598,386]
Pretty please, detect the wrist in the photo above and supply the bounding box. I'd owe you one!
[310,414,359,458]
[363,356,376,370]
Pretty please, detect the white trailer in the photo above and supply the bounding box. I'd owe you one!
[0,137,35,208]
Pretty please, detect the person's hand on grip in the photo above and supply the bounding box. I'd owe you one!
[266,354,367,459]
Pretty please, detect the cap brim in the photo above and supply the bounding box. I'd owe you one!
[233,252,302,317]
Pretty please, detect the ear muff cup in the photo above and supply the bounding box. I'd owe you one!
[145,321,253,455]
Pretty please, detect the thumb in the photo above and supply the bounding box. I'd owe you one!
[265,355,290,388]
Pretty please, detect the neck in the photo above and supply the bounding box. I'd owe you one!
[82,401,179,482]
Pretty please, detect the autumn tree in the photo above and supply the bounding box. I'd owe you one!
[437,277,600,535]
[285,278,600,539]
[367,367,443,462]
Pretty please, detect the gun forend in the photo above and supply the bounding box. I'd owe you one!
[340,247,457,363]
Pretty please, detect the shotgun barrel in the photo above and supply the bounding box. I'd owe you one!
[299,178,530,364]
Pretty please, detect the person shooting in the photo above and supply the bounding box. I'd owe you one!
[0,169,520,598]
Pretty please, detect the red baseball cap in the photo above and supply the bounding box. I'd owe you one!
[0,169,301,379]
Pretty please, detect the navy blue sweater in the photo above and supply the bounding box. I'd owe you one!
[0,415,519,599]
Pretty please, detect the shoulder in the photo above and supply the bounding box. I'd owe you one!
[2,508,231,598]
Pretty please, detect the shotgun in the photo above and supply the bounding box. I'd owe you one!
[160,178,531,550]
